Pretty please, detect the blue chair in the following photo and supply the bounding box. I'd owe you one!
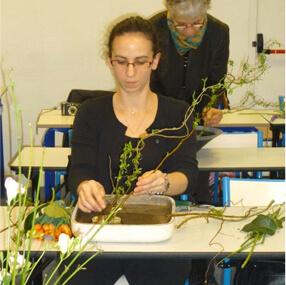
[222,177,286,206]
[220,177,286,284]
[42,127,71,200]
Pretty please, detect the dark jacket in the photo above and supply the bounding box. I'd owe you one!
[150,11,230,117]
[68,93,198,199]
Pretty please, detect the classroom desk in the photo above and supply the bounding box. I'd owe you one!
[217,109,281,127]
[36,109,74,129]
[0,206,284,258]
[9,146,285,172]
[36,109,282,129]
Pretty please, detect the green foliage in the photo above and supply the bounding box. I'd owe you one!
[209,207,224,217]
[111,50,274,197]
[9,194,33,207]
[23,201,71,233]
[23,204,46,233]
[239,90,279,109]
[230,206,284,268]
[43,201,71,220]
[34,214,69,227]
[113,140,144,196]
[242,214,280,236]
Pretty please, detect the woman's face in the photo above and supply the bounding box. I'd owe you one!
[171,15,205,38]
[108,32,160,94]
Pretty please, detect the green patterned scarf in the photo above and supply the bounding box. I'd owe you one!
[167,13,208,55]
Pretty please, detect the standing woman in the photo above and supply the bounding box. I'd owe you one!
[150,0,230,204]
[67,16,197,285]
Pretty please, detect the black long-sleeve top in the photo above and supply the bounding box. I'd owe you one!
[150,11,230,116]
[68,93,198,198]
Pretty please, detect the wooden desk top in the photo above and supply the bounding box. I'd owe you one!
[9,147,71,170]
[36,109,74,128]
[260,113,285,126]
[217,109,281,127]
[197,147,285,171]
[0,206,284,257]
[9,146,285,172]
[37,109,282,129]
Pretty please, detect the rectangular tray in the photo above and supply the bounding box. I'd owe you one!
[71,195,175,243]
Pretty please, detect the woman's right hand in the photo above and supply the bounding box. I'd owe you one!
[202,107,223,126]
[77,180,106,213]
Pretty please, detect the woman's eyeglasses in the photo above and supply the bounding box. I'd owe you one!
[111,59,153,70]
[172,18,205,31]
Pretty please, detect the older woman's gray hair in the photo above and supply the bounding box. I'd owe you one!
[165,0,211,20]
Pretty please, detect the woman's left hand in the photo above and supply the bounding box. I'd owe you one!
[133,170,168,195]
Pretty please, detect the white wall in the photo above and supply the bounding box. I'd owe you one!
[254,0,285,105]
[0,0,285,172]
[209,0,257,107]
[1,0,165,171]
[210,0,285,107]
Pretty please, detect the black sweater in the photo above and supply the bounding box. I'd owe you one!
[68,94,198,198]
[150,11,230,116]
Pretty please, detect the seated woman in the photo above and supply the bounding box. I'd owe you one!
[67,15,198,285]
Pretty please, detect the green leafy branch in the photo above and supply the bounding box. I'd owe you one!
[107,50,274,216]
[173,202,284,271]
[224,206,284,268]
[173,200,278,228]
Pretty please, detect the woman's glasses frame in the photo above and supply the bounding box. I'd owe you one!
[171,17,205,31]
[110,59,154,70]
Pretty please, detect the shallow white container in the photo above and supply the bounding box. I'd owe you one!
[71,195,175,243]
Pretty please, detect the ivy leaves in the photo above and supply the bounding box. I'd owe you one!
[242,209,284,236]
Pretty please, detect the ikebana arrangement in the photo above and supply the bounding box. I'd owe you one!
[173,200,284,268]
[0,45,284,284]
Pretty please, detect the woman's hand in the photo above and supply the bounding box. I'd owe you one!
[77,180,106,213]
[202,107,223,126]
[133,170,169,195]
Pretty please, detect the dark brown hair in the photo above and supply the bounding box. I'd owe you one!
[107,16,160,57]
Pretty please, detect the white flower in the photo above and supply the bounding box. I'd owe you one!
[5,177,26,205]
[0,270,3,283]
[8,253,26,271]
[58,233,74,255]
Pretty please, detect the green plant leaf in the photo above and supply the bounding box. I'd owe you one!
[242,214,277,236]
[43,201,70,219]
[24,203,47,233]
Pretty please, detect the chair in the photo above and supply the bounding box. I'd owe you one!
[202,127,263,149]
[42,89,113,201]
[42,127,71,200]
[222,177,286,206]
[220,177,286,285]
[202,127,264,204]
[62,89,113,146]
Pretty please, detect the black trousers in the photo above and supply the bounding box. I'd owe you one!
[61,257,191,285]
[191,172,212,205]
